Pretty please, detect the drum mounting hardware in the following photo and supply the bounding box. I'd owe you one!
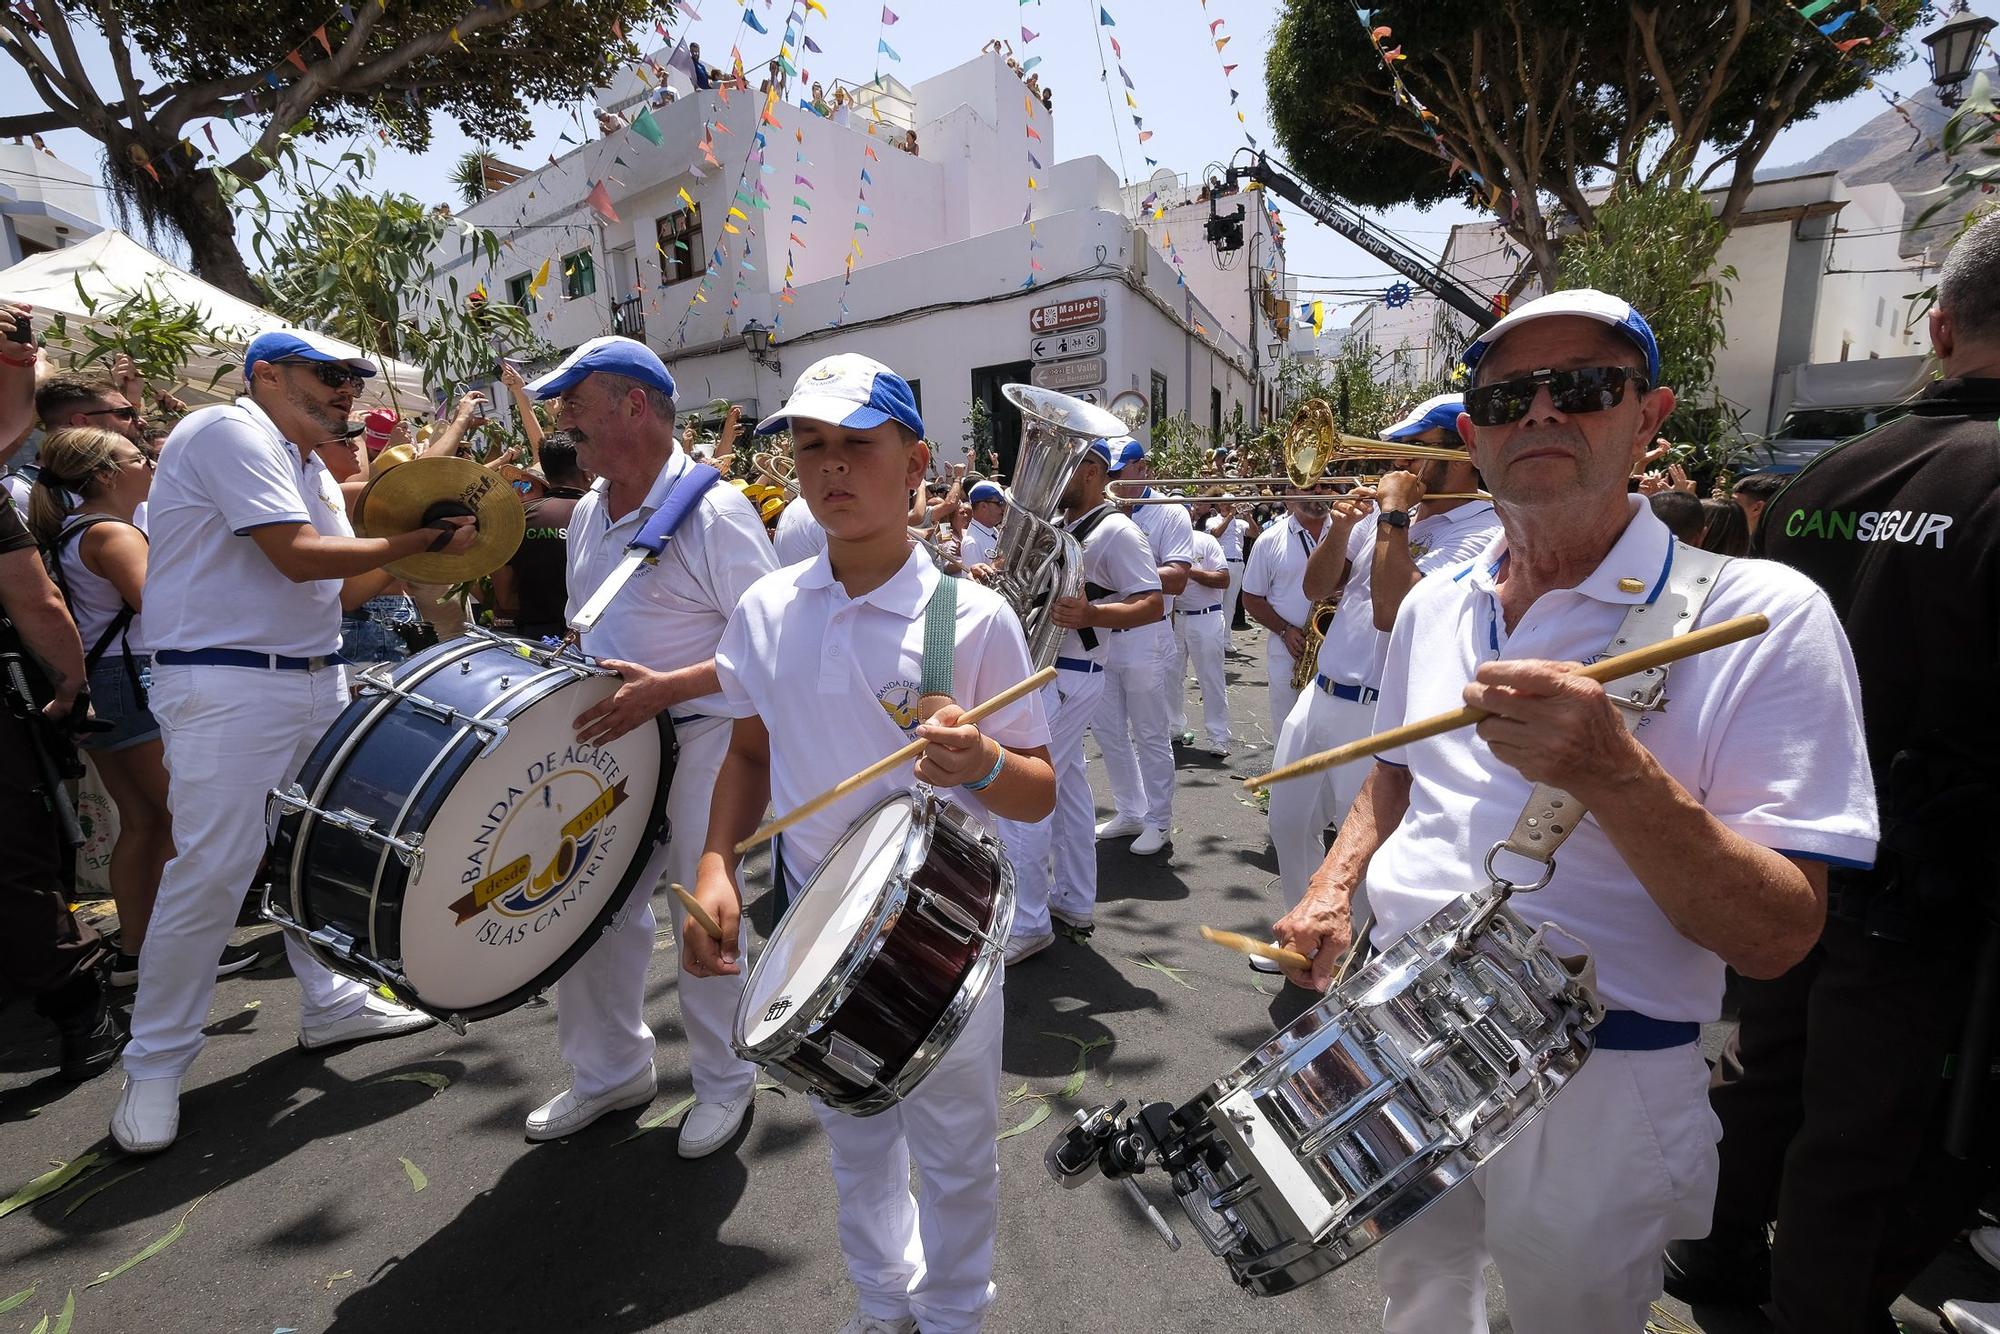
[268,785,427,873]
[351,675,509,753]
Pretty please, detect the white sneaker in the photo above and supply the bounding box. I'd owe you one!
[110,1074,181,1154]
[678,1094,751,1159]
[1005,929,1055,964]
[525,1065,657,1141]
[1050,904,1095,932]
[1972,1226,2000,1274]
[836,1314,917,1334]
[1246,950,1283,975]
[1094,814,1144,840]
[1129,825,1171,856]
[298,993,437,1051]
[1206,739,1233,757]
[1945,1299,2000,1334]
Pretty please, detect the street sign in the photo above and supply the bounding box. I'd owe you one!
[1029,327,1106,361]
[1030,357,1107,392]
[1028,296,1104,335]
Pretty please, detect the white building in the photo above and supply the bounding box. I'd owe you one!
[429,51,1273,470]
[0,143,101,267]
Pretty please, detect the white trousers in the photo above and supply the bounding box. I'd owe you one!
[1093,631,1174,831]
[816,977,1005,1334]
[556,716,756,1103]
[1264,640,1302,737]
[1268,688,1379,909]
[1221,560,1245,633]
[1021,667,1104,929]
[124,664,372,1080]
[1169,609,1231,747]
[1378,1042,1720,1334]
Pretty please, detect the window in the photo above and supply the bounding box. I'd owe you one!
[1876,296,1887,328]
[505,272,536,314]
[1210,387,1222,443]
[562,248,596,300]
[907,379,922,417]
[1150,371,1168,429]
[655,203,703,286]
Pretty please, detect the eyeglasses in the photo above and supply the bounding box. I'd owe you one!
[82,406,141,423]
[121,452,154,470]
[1463,365,1647,427]
[277,358,370,390]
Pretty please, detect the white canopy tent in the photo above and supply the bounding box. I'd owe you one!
[0,229,427,406]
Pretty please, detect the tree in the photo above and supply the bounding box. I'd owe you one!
[1266,0,1924,283]
[449,151,495,209]
[0,0,667,299]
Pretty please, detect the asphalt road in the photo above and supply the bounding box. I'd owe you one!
[3,625,1994,1333]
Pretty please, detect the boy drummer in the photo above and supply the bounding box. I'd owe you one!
[685,353,1054,1334]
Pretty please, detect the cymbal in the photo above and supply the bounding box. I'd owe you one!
[356,455,525,583]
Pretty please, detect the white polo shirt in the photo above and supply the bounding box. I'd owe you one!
[566,448,779,718]
[1062,503,1161,667]
[143,397,351,657]
[1127,492,1195,614]
[1363,497,1879,1022]
[772,495,826,565]
[1209,514,1249,563]
[1177,529,1227,614]
[1242,513,1328,630]
[959,518,1001,570]
[715,544,1051,885]
[1315,501,1499,690]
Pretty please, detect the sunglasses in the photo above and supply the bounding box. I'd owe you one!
[278,358,370,390]
[1464,365,1647,427]
[83,405,141,423]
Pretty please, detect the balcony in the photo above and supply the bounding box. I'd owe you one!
[611,294,646,340]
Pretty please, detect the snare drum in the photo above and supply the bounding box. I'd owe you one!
[734,786,1012,1115]
[265,629,672,1028]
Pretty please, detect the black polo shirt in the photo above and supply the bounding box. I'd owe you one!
[509,486,586,639]
[1755,377,2000,937]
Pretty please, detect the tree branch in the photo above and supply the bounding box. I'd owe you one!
[0,14,94,124]
[95,0,149,139]
[25,0,99,106]
[1633,5,1690,140]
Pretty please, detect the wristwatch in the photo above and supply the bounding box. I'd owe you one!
[1381,509,1412,530]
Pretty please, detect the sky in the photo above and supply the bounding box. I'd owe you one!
[0,0,1972,338]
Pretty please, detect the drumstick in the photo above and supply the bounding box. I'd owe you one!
[733,666,1059,854]
[1200,926,1312,972]
[1243,612,1771,791]
[670,883,724,942]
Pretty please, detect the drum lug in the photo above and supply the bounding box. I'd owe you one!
[353,672,510,752]
[308,923,358,961]
[821,1032,886,1088]
[913,886,997,947]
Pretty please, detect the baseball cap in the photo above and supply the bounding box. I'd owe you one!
[1382,393,1466,442]
[967,481,1006,505]
[1082,438,1115,468]
[363,407,400,448]
[1105,436,1146,473]
[1460,288,1661,386]
[527,335,677,400]
[756,353,924,437]
[243,330,377,380]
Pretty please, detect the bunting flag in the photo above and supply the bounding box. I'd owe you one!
[744,8,767,33]
[878,38,900,59]
[1099,6,1115,24]
[1311,301,1325,336]
[587,180,619,223]
[630,106,664,145]
[880,5,898,22]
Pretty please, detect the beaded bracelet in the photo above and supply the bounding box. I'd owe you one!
[963,743,1007,792]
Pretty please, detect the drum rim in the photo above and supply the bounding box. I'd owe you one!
[734,786,931,1059]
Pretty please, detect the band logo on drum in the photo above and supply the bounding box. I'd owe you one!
[447,748,633,947]
[763,997,793,1025]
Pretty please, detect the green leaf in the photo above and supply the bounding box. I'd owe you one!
[85,1193,207,1288]
[0,1284,37,1314]
[371,1070,451,1096]
[1132,955,1197,990]
[62,1166,146,1218]
[398,1157,428,1193]
[614,1092,699,1144]
[1,1152,103,1219]
[996,1104,1051,1142]
[48,1289,73,1334]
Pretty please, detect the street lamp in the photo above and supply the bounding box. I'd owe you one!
[741,318,782,373]
[1923,1,1996,108]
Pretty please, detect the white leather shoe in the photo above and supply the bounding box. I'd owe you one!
[678,1094,751,1159]
[836,1314,917,1334]
[1945,1299,2000,1334]
[1129,825,1171,856]
[525,1065,657,1141]
[1972,1225,2000,1274]
[299,993,437,1051]
[1005,929,1055,964]
[1050,904,1095,932]
[110,1074,181,1154]
[1093,814,1144,840]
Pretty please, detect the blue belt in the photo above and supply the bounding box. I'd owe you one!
[1314,675,1378,705]
[1178,605,1222,616]
[1055,656,1104,674]
[1594,1010,1700,1051]
[668,713,707,728]
[155,648,345,672]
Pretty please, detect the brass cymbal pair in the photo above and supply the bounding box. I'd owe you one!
[356,455,526,582]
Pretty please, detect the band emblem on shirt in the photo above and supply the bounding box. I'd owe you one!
[878,679,924,734]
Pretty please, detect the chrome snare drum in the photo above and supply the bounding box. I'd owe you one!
[1046,888,1601,1295]
[264,629,672,1029]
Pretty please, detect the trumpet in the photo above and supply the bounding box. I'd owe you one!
[1109,478,1491,506]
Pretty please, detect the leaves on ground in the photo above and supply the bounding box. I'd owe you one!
[242,1000,261,1009]
[371,1070,451,1096]
[1041,1032,1113,1098]
[0,1284,36,1314]
[323,1269,354,1289]
[85,1192,208,1288]
[1,1153,103,1219]
[1054,922,1093,946]
[62,1166,145,1218]
[44,1289,73,1334]
[995,1104,1051,1142]
[614,1092,699,1145]
[398,1157,428,1193]
[1132,955,1197,990]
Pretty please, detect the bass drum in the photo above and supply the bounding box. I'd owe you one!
[266,629,672,1027]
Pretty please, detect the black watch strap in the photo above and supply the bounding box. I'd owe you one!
[1381,509,1412,530]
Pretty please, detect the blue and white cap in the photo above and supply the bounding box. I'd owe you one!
[1083,438,1116,467]
[1105,436,1147,473]
[243,330,376,380]
[527,335,677,400]
[1382,393,1465,442]
[967,480,1006,505]
[1460,288,1661,386]
[756,353,924,437]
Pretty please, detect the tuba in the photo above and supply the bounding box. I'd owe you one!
[985,384,1132,671]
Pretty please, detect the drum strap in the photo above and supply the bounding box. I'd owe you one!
[1491,542,1732,880]
[921,572,959,700]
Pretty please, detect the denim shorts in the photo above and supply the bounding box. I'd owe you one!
[340,594,422,665]
[82,653,160,752]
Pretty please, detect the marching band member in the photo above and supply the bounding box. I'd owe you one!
[1263,397,1496,937]
[1206,496,1250,633]
[522,336,775,1154]
[1092,439,1189,856]
[1273,291,1877,1331]
[113,331,476,1154]
[686,353,1053,1334]
[957,481,1006,570]
[1241,490,1331,732]
[1166,519,1233,755]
